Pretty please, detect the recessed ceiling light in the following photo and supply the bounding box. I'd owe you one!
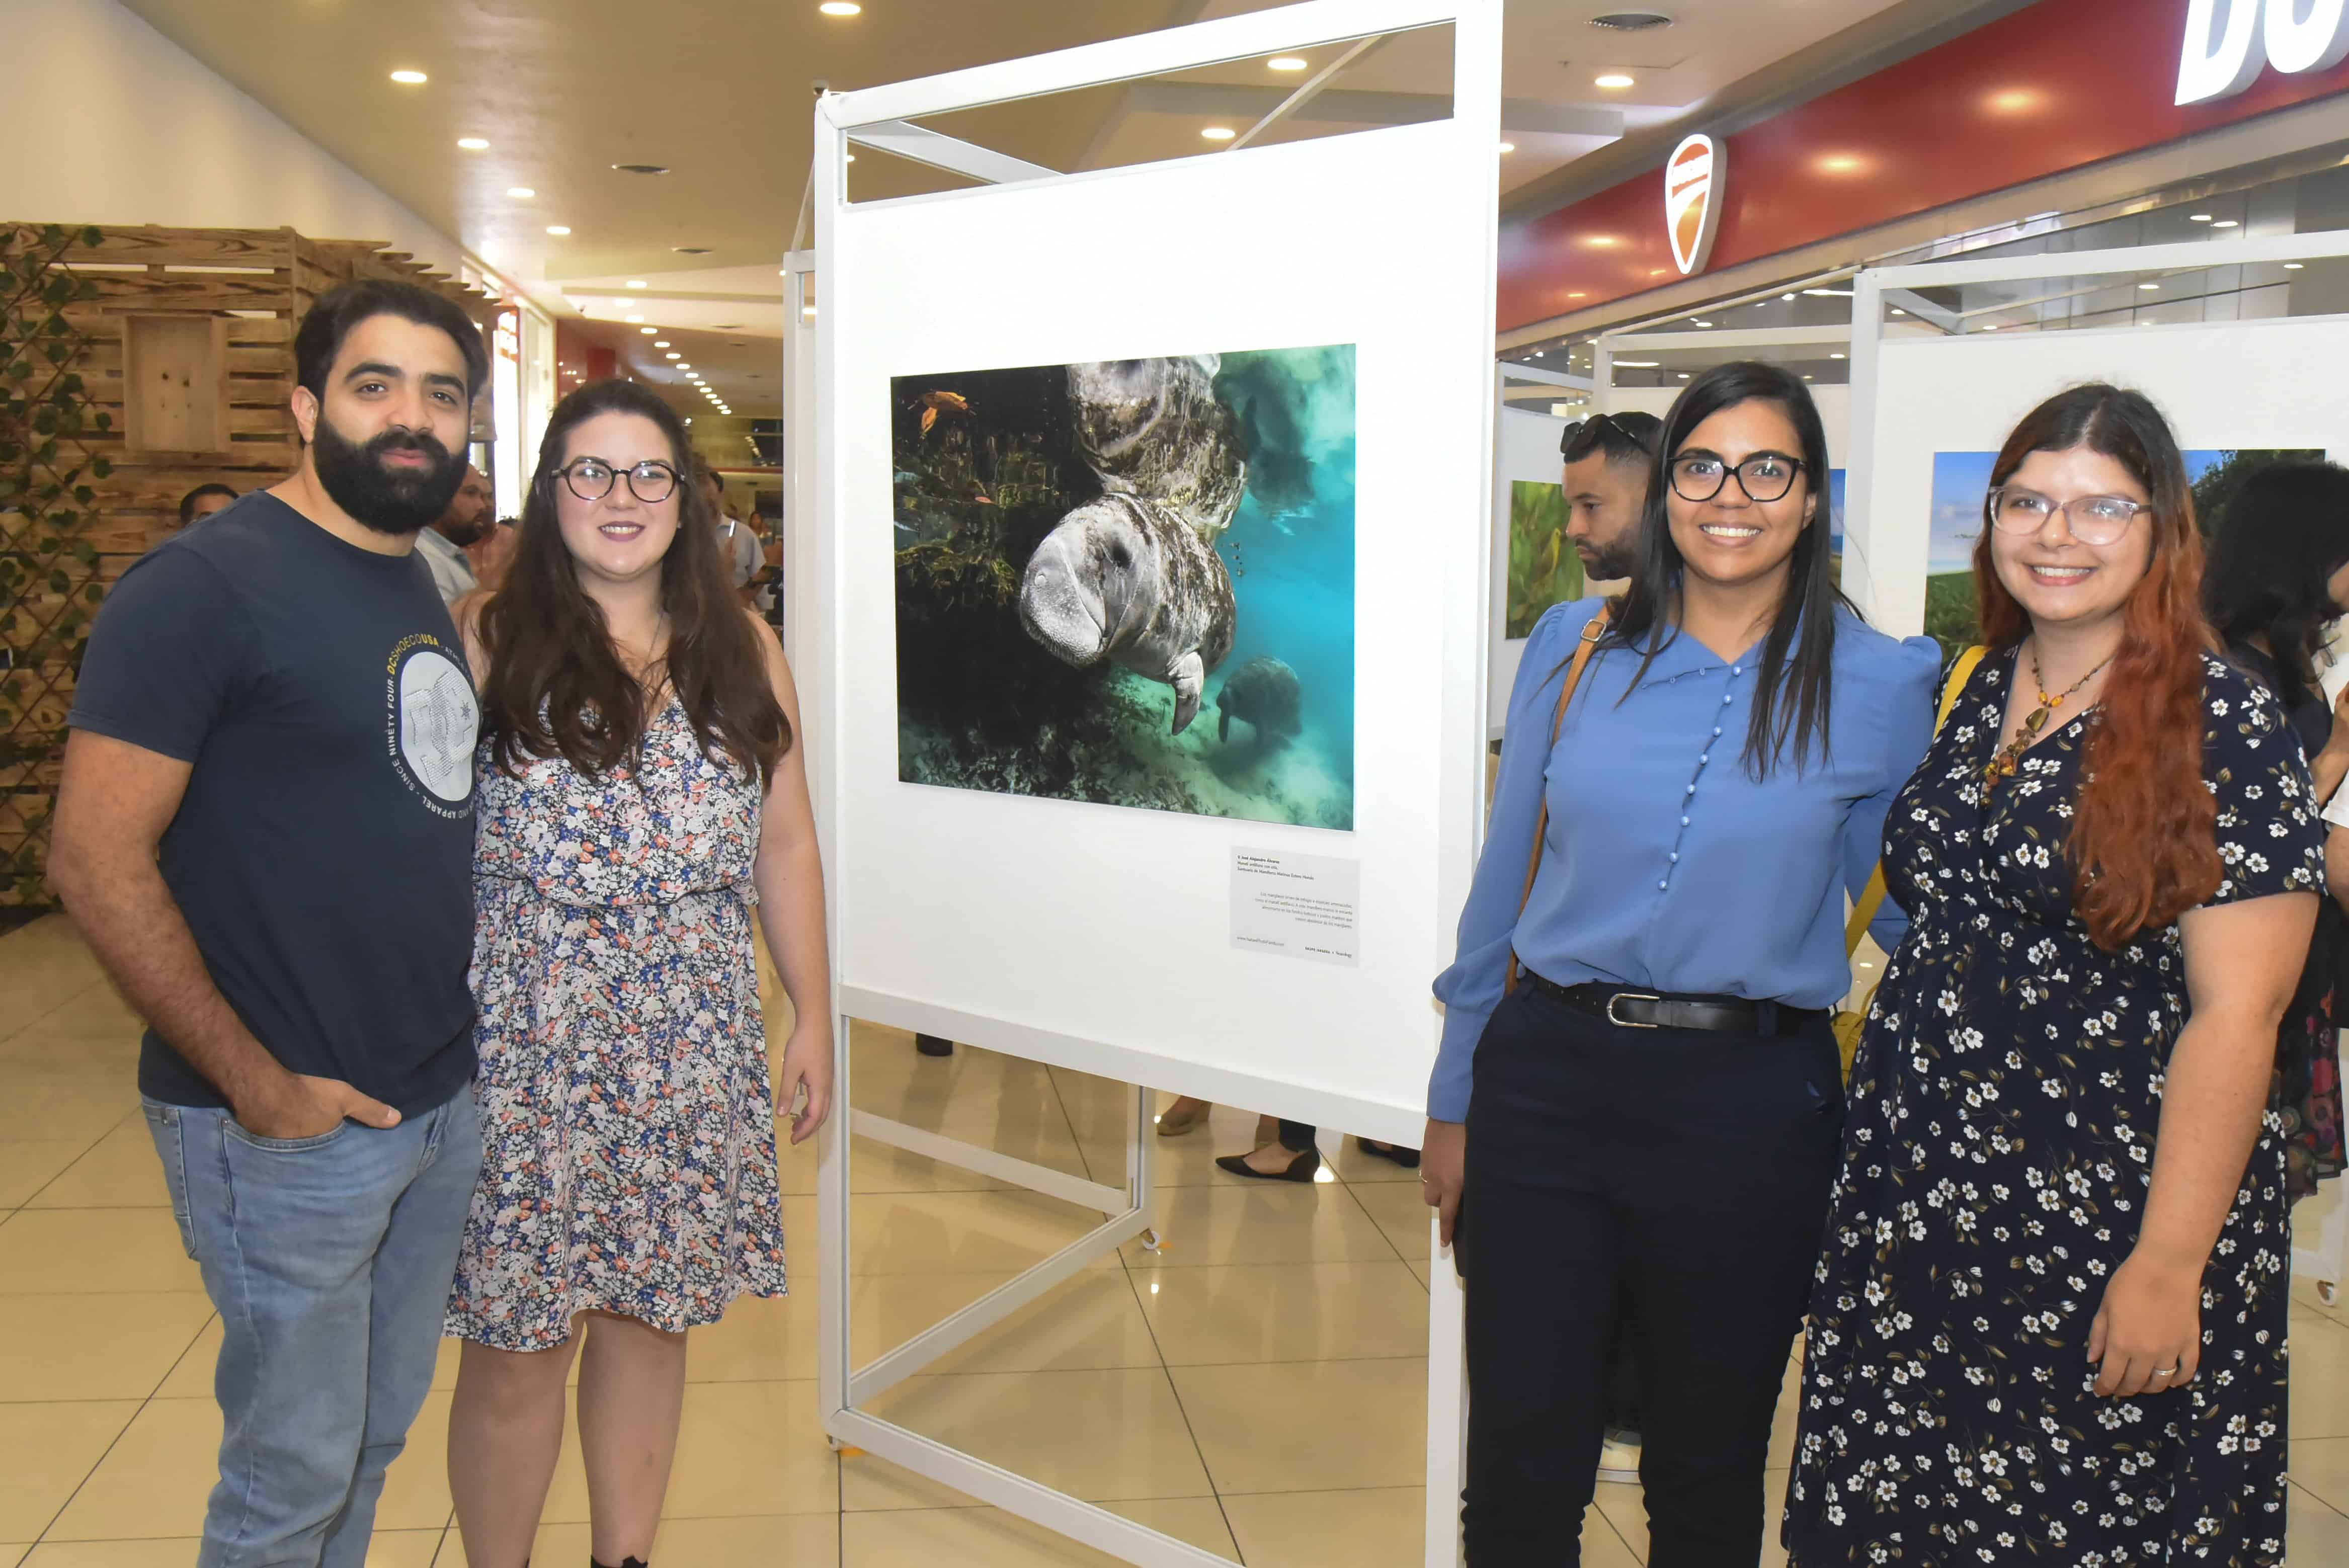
[654,341,671,348]
[845,153,857,163]
[673,246,712,255]
[1690,318,1712,327]
[665,352,681,360]
[1269,56,1308,71]
[507,186,536,199]
[1595,74,1636,89]
[821,2,861,13]
[1830,352,1847,360]
[1201,126,1237,141]
[2286,262,2306,270]
[625,314,644,323]
[2214,219,2240,228]
[676,363,691,370]
[1590,11,1673,29]
[2190,213,2214,222]
[1499,141,1516,154]
[546,225,571,236]
[1892,307,1907,315]
[612,163,670,176]
[1567,291,1588,299]
[626,280,647,289]
[1615,360,1659,367]
[2140,282,2159,290]
[390,69,428,85]
[640,326,656,335]
[457,137,490,151]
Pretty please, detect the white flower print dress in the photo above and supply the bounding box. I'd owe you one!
[446,698,789,1349]
[1785,651,2323,1567]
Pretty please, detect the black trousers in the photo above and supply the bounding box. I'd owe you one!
[1459,982,1843,1567]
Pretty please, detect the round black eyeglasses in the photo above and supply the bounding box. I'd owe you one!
[556,457,680,504]
[1668,453,1807,505]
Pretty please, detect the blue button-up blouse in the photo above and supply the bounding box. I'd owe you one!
[1427,597,1939,1121]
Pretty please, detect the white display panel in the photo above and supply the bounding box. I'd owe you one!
[1860,314,2349,636]
[1489,404,1568,736]
[817,118,1496,1146]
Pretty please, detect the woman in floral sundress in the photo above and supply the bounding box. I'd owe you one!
[441,379,834,1568]
[1785,385,2323,1567]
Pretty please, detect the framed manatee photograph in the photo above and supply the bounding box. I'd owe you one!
[888,347,1357,831]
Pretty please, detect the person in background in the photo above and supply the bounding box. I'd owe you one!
[2204,459,2349,1202]
[177,482,238,529]
[1787,385,2322,1568]
[47,278,489,1567]
[444,380,833,1568]
[1425,361,1936,1564]
[466,514,520,597]
[696,459,762,609]
[1560,410,1663,585]
[417,463,492,605]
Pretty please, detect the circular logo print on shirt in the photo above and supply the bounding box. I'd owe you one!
[394,644,480,806]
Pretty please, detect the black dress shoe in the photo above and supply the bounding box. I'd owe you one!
[1354,1136,1421,1169]
[1216,1146,1321,1182]
[915,1033,954,1057]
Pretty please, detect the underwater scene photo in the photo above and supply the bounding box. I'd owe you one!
[889,345,1357,830]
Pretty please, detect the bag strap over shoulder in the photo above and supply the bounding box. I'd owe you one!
[1844,643,1988,955]
[1505,606,1611,997]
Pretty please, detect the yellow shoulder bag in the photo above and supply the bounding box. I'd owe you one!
[1833,645,1986,1083]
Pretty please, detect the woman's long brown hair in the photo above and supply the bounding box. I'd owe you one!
[479,379,789,783]
[1975,384,2218,949]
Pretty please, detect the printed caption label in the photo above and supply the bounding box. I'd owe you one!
[1231,848,1360,966]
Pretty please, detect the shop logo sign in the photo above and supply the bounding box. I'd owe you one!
[1665,134,1725,276]
[2178,0,2349,105]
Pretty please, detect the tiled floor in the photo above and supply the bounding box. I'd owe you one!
[4,911,2349,1565]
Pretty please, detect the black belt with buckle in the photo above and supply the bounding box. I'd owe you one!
[1522,970,1826,1037]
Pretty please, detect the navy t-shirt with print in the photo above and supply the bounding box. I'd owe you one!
[67,492,479,1116]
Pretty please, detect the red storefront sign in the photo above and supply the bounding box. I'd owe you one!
[1499,0,2349,333]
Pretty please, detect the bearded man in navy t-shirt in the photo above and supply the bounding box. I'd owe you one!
[51,278,489,1568]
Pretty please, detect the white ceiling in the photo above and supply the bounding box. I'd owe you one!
[123,0,1927,421]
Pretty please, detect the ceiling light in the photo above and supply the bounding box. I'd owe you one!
[2286,262,2306,270]
[1891,307,1906,315]
[821,2,861,12]
[2214,219,2240,228]
[507,186,536,199]
[546,225,571,236]
[1269,56,1308,71]
[640,326,656,335]
[1595,74,1636,89]
[1803,287,1854,297]
[665,352,681,359]
[1782,293,1796,301]
[1830,352,1847,359]
[1499,142,1516,154]
[626,280,647,289]
[2190,213,2214,222]
[1201,126,1237,141]
[845,153,856,162]
[1615,360,1659,367]
[612,163,671,176]
[1590,11,1674,29]
[674,246,712,255]
[676,363,692,370]
[1678,373,1690,379]
[457,137,490,151]
[1690,318,1712,326]
[2139,282,2159,290]
[1567,291,1588,299]
[654,341,671,348]
[389,69,428,85]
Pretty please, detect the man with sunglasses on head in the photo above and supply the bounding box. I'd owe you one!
[48,279,489,1568]
[1559,410,1663,586]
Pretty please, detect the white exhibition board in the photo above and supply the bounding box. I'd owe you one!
[1860,314,2349,636]
[1490,404,1568,737]
[820,119,1496,1147]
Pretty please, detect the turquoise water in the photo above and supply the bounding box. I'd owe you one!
[1210,346,1358,800]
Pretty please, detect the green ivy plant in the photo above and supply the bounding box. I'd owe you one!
[0,223,110,909]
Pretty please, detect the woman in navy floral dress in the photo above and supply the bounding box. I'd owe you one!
[442,380,834,1568]
[1786,387,2323,1567]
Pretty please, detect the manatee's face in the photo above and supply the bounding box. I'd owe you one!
[1019,503,1144,667]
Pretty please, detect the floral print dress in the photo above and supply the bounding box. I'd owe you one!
[446,698,789,1349]
[1785,651,2324,1567]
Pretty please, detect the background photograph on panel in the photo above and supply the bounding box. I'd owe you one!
[1505,477,1576,639]
[1925,445,2327,663]
[890,346,1357,829]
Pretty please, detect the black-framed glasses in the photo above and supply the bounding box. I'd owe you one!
[1668,452,1807,504]
[1985,485,2148,546]
[555,456,680,504]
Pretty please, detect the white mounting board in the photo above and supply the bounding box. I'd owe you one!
[812,32,1499,1150]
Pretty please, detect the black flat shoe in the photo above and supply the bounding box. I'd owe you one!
[1355,1136,1421,1169]
[1216,1147,1321,1182]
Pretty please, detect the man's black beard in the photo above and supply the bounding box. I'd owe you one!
[1577,541,1638,583]
[438,512,488,548]
[312,415,466,537]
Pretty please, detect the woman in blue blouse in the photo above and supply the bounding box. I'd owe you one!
[1423,361,1937,1566]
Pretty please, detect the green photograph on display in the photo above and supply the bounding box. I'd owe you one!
[1506,478,1581,639]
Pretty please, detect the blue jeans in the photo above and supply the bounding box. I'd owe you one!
[144,1089,482,1568]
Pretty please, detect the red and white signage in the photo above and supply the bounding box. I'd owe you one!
[1665,133,1725,276]
[2178,0,2349,105]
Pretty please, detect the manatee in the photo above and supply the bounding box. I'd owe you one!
[1067,358,1249,539]
[1019,492,1237,734]
[1214,656,1303,745]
